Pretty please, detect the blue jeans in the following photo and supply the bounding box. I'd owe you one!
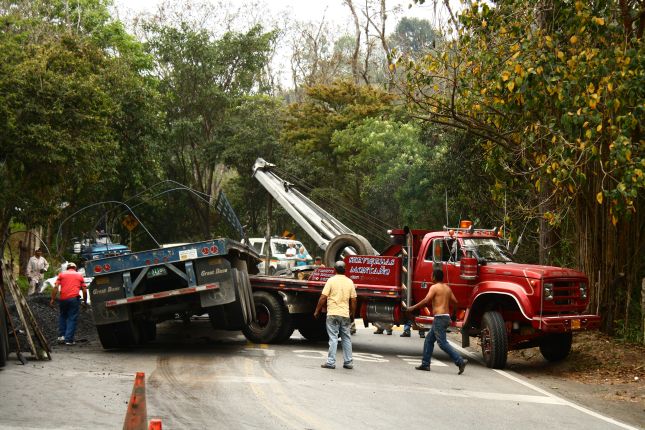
[325,315,353,366]
[421,315,464,367]
[58,297,80,343]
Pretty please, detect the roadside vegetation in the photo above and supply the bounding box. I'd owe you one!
[0,0,643,343]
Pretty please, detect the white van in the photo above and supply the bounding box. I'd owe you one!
[248,238,313,274]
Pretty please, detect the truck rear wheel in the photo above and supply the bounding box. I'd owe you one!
[242,291,287,344]
[323,234,375,267]
[298,317,328,341]
[96,321,141,349]
[539,332,572,362]
[480,311,508,369]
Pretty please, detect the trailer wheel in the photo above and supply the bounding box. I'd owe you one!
[138,321,157,343]
[96,321,141,349]
[480,311,508,369]
[242,291,286,344]
[539,332,572,362]
[298,317,328,341]
[323,234,375,267]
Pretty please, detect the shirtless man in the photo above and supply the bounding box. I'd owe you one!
[406,268,468,374]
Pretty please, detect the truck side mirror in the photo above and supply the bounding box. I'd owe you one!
[460,257,478,280]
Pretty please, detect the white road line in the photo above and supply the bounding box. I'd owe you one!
[397,354,448,366]
[448,340,641,430]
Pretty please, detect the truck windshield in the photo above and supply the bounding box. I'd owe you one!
[463,238,513,263]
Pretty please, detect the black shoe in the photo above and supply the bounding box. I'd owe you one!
[386,330,393,335]
[343,364,353,369]
[419,332,426,338]
[321,363,336,369]
[458,359,468,375]
[373,329,383,334]
[400,331,411,337]
[415,365,430,371]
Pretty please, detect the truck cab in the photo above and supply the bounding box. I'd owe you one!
[408,221,599,368]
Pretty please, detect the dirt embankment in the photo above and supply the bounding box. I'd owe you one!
[5,294,97,348]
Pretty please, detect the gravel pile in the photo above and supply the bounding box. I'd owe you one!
[4,293,98,347]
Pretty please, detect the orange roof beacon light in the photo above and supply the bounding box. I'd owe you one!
[459,220,473,229]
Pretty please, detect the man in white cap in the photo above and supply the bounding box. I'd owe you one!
[50,262,87,345]
[314,260,357,369]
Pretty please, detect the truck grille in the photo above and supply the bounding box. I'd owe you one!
[543,280,586,313]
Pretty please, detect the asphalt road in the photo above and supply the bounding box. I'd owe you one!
[0,320,641,430]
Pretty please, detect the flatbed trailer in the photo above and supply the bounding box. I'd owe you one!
[86,238,259,349]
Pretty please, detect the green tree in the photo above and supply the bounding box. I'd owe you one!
[145,22,276,238]
[403,0,645,336]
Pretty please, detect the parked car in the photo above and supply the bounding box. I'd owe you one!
[248,237,313,274]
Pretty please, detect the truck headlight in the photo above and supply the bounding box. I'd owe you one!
[579,282,588,299]
[543,283,554,300]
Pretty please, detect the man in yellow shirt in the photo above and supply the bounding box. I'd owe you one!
[314,260,357,369]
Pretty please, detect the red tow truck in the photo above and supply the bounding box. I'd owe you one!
[245,160,601,368]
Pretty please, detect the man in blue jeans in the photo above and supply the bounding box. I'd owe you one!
[314,260,357,369]
[406,268,467,374]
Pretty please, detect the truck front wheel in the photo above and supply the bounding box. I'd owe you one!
[480,311,508,369]
[539,332,572,362]
[242,291,288,344]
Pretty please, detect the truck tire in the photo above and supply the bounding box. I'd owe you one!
[0,303,8,367]
[480,311,508,369]
[298,316,328,341]
[274,314,295,343]
[539,332,572,362]
[242,291,287,344]
[96,321,141,349]
[323,234,375,267]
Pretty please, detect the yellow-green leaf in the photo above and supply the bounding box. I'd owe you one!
[570,35,578,44]
[501,71,511,82]
[507,81,515,91]
[596,192,603,204]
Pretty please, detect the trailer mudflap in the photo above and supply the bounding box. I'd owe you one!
[195,257,237,308]
[532,314,601,332]
[91,274,130,325]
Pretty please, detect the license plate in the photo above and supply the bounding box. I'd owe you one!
[571,319,581,330]
[147,267,168,278]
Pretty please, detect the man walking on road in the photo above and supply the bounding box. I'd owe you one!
[50,262,87,345]
[26,248,49,295]
[406,268,467,374]
[314,260,357,370]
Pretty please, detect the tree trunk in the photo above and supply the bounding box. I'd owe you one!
[576,187,642,335]
[641,278,645,344]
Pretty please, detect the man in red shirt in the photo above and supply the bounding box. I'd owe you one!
[50,262,87,345]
